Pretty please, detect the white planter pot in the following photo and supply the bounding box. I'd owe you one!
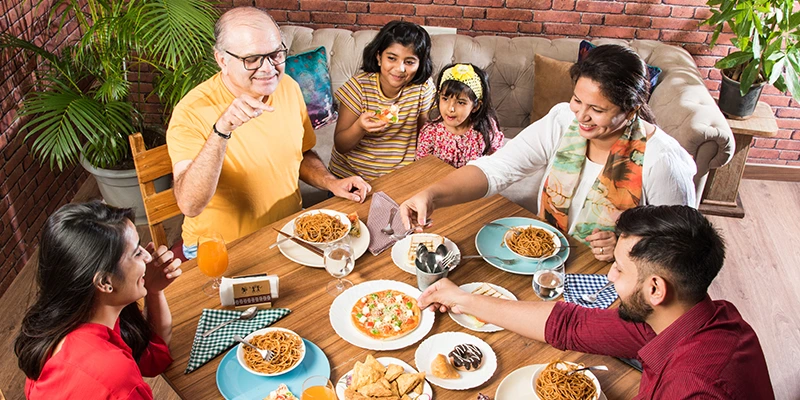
[79,156,171,225]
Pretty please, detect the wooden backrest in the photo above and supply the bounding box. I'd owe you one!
[129,133,181,249]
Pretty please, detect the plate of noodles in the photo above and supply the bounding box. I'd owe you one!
[503,226,560,261]
[495,362,604,400]
[217,337,330,399]
[236,327,306,377]
[292,209,351,245]
[475,217,570,275]
[277,210,370,268]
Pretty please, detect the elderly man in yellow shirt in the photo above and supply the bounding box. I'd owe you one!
[167,7,371,259]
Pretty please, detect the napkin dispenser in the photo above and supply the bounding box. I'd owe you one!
[220,274,279,309]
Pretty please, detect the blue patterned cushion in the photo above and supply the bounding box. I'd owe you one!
[284,46,336,129]
[578,40,662,94]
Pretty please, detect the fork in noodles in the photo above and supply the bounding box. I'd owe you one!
[294,212,348,243]
[506,226,556,258]
[243,331,304,374]
[535,360,598,400]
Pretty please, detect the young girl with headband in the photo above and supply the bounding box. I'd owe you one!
[416,63,504,168]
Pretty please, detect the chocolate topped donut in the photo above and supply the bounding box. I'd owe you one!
[448,344,483,371]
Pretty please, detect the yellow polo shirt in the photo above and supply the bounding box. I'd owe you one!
[167,72,315,246]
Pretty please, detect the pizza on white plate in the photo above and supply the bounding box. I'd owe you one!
[351,290,421,340]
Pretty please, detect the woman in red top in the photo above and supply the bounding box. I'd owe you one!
[15,201,183,399]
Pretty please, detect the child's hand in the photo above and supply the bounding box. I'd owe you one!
[358,111,388,133]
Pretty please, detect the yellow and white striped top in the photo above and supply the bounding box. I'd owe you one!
[329,72,435,181]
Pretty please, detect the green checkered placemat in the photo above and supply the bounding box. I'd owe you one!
[184,308,291,373]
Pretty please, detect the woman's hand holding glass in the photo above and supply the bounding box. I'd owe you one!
[143,243,182,293]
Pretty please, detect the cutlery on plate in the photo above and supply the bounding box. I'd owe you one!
[268,235,293,250]
[381,208,398,235]
[568,365,609,375]
[201,306,258,338]
[233,334,274,361]
[581,281,614,303]
[272,228,324,257]
[460,254,520,265]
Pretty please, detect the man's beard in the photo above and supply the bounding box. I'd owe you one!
[617,284,654,323]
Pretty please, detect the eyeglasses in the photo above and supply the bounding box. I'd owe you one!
[225,43,288,70]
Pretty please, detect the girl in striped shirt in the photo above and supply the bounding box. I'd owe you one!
[416,63,504,168]
[329,21,435,181]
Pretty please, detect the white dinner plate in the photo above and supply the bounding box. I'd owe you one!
[448,282,517,332]
[390,233,461,274]
[495,364,607,400]
[329,280,435,351]
[335,356,433,399]
[277,211,370,268]
[414,332,497,390]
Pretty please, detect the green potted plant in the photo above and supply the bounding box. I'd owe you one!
[1,0,218,222]
[701,0,800,118]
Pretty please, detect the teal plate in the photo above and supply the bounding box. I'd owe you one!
[216,338,330,399]
[474,217,571,275]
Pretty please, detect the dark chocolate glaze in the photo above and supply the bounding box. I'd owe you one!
[448,343,483,370]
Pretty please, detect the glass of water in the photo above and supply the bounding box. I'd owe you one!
[324,235,355,296]
[532,254,565,301]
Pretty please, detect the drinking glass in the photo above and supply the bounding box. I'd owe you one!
[532,254,565,301]
[197,231,228,296]
[324,235,355,296]
[300,375,336,400]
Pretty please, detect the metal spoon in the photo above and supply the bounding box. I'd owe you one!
[434,244,449,272]
[233,334,274,361]
[416,243,432,273]
[201,306,258,337]
[381,208,398,235]
[568,365,609,375]
[582,281,614,303]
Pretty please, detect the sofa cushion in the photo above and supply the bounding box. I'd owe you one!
[531,54,574,123]
[284,46,336,129]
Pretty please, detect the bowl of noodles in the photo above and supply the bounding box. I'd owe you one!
[236,327,306,377]
[532,360,601,400]
[292,209,352,246]
[503,226,560,261]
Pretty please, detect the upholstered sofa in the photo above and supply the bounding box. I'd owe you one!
[281,26,733,211]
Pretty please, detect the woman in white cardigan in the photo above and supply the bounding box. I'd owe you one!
[400,44,695,262]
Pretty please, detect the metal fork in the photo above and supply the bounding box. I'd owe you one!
[233,335,275,362]
[460,254,519,265]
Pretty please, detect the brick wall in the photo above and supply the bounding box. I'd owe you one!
[0,0,87,296]
[245,0,800,165]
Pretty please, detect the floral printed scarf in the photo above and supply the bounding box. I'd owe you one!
[540,118,646,244]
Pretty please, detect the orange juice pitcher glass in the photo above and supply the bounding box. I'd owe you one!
[300,376,335,400]
[197,231,228,296]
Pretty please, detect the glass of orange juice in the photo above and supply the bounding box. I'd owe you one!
[197,231,228,296]
[300,375,335,400]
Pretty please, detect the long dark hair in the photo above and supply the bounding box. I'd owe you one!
[569,44,656,124]
[362,20,433,85]
[15,201,153,379]
[616,205,726,304]
[429,63,499,155]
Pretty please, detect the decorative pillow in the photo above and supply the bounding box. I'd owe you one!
[578,40,662,93]
[531,54,575,123]
[284,46,336,129]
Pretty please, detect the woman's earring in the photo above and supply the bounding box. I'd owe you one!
[106,285,113,292]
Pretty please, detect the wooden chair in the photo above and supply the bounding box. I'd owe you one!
[129,133,181,249]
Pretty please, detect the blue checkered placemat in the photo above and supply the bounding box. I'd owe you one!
[563,274,618,309]
[185,308,291,373]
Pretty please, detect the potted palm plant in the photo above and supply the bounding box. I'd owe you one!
[702,0,800,118]
[1,0,218,222]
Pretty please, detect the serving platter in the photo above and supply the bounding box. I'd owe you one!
[277,210,370,268]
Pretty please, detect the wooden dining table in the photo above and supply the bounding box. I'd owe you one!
[161,156,642,399]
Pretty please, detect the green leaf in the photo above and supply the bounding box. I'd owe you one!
[715,51,754,69]
[739,60,760,95]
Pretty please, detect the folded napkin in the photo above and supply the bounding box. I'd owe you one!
[563,274,618,309]
[366,191,405,255]
[185,307,291,373]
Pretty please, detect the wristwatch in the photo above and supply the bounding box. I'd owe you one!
[213,123,232,139]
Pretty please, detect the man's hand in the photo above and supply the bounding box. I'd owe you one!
[143,243,182,293]
[399,191,435,231]
[417,278,468,314]
[358,111,388,133]
[586,228,617,262]
[329,176,372,203]
[215,94,275,134]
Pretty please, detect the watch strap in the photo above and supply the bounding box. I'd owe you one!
[213,124,232,139]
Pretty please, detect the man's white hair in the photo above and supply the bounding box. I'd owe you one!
[214,7,279,52]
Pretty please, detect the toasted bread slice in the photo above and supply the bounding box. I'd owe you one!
[406,234,444,268]
[465,283,510,328]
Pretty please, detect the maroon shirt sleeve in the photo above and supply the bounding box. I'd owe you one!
[545,302,656,359]
[137,333,173,377]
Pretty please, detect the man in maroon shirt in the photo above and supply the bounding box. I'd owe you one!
[419,205,774,399]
